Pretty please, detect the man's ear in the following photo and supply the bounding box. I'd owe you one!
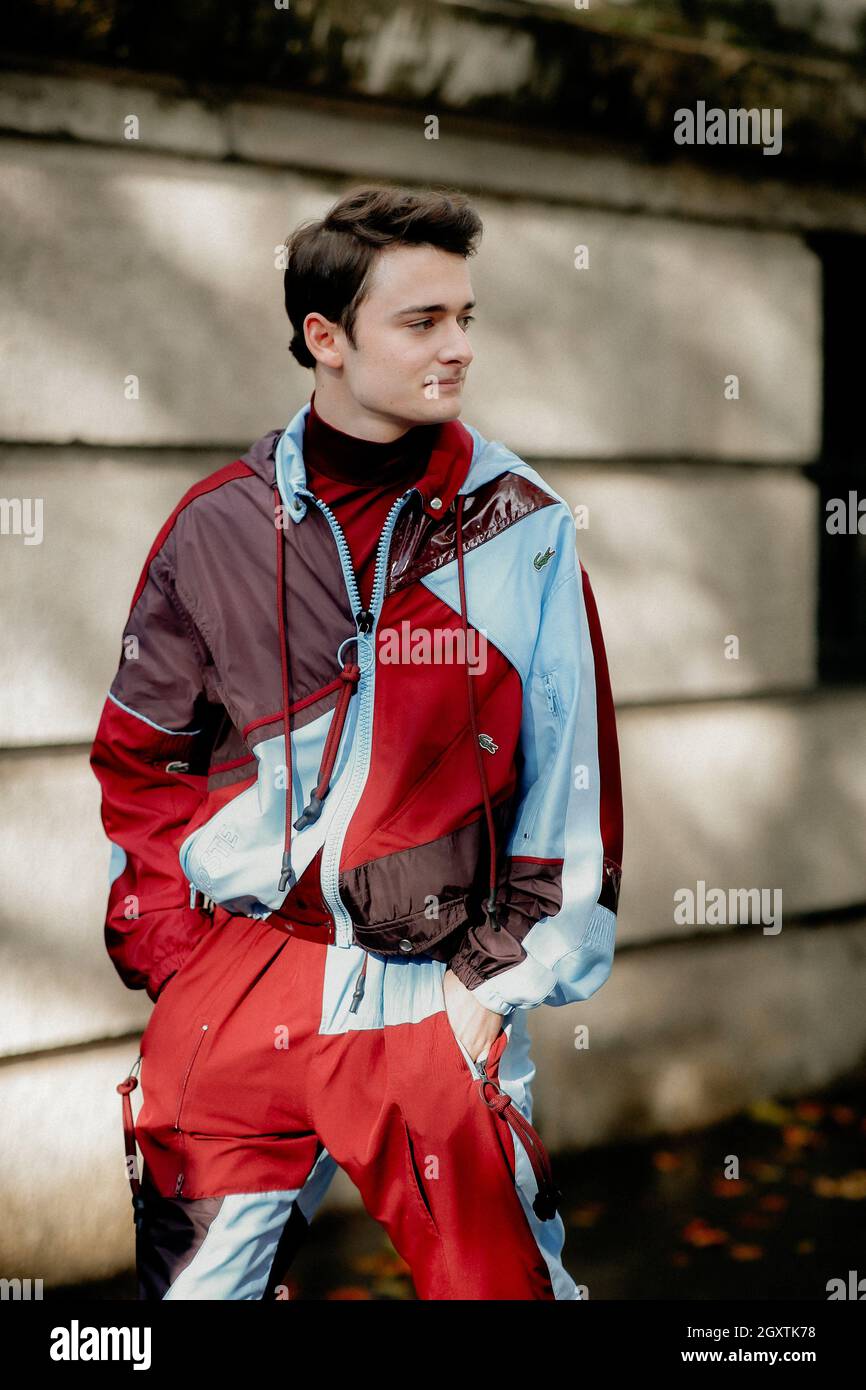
[304,312,343,369]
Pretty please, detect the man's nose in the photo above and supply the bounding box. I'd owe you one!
[440,331,473,367]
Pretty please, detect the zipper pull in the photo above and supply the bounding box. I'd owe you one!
[279,852,296,893]
[292,792,324,831]
[356,607,374,634]
[348,954,369,1013]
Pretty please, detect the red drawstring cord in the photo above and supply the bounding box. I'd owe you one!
[117,1057,147,1230]
[478,1072,562,1221]
[293,660,361,829]
[274,485,361,846]
[274,487,296,894]
[454,494,501,931]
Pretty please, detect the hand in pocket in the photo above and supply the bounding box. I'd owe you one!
[442,965,507,1064]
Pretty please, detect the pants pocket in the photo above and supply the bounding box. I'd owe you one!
[446,1016,509,1081]
[402,1119,439,1237]
[451,1028,482,1080]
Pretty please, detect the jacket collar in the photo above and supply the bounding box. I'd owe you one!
[274,399,477,524]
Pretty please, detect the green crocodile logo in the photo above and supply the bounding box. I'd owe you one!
[533,546,555,570]
[478,733,498,754]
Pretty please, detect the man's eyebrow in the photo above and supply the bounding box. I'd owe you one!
[392,299,476,318]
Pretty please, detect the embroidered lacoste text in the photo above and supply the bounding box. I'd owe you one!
[196,826,240,892]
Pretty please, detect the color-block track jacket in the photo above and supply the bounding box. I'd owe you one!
[90,399,624,1018]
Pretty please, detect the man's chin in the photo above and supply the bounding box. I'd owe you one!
[421,392,464,421]
[388,391,464,430]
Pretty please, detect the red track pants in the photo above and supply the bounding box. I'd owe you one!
[120,909,576,1300]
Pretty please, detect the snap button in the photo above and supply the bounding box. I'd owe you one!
[398,939,413,954]
[430,497,443,509]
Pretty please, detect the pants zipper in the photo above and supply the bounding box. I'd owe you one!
[173,1023,209,1195]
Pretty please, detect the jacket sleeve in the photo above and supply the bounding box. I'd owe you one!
[447,533,623,1014]
[89,525,217,1003]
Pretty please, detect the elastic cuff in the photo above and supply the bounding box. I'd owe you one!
[446,947,483,994]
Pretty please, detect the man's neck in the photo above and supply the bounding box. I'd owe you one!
[304,393,434,488]
[310,386,413,444]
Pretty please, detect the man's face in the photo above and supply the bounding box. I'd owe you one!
[320,243,476,427]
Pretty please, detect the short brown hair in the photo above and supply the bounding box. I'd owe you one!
[283,185,483,369]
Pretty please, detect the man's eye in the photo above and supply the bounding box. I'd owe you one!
[408,315,475,331]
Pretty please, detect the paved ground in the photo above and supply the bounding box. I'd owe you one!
[45,1063,866,1300]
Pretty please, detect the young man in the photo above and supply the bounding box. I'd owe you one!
[92,185,624,1300]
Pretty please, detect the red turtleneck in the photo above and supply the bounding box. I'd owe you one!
[303,392,438,611]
